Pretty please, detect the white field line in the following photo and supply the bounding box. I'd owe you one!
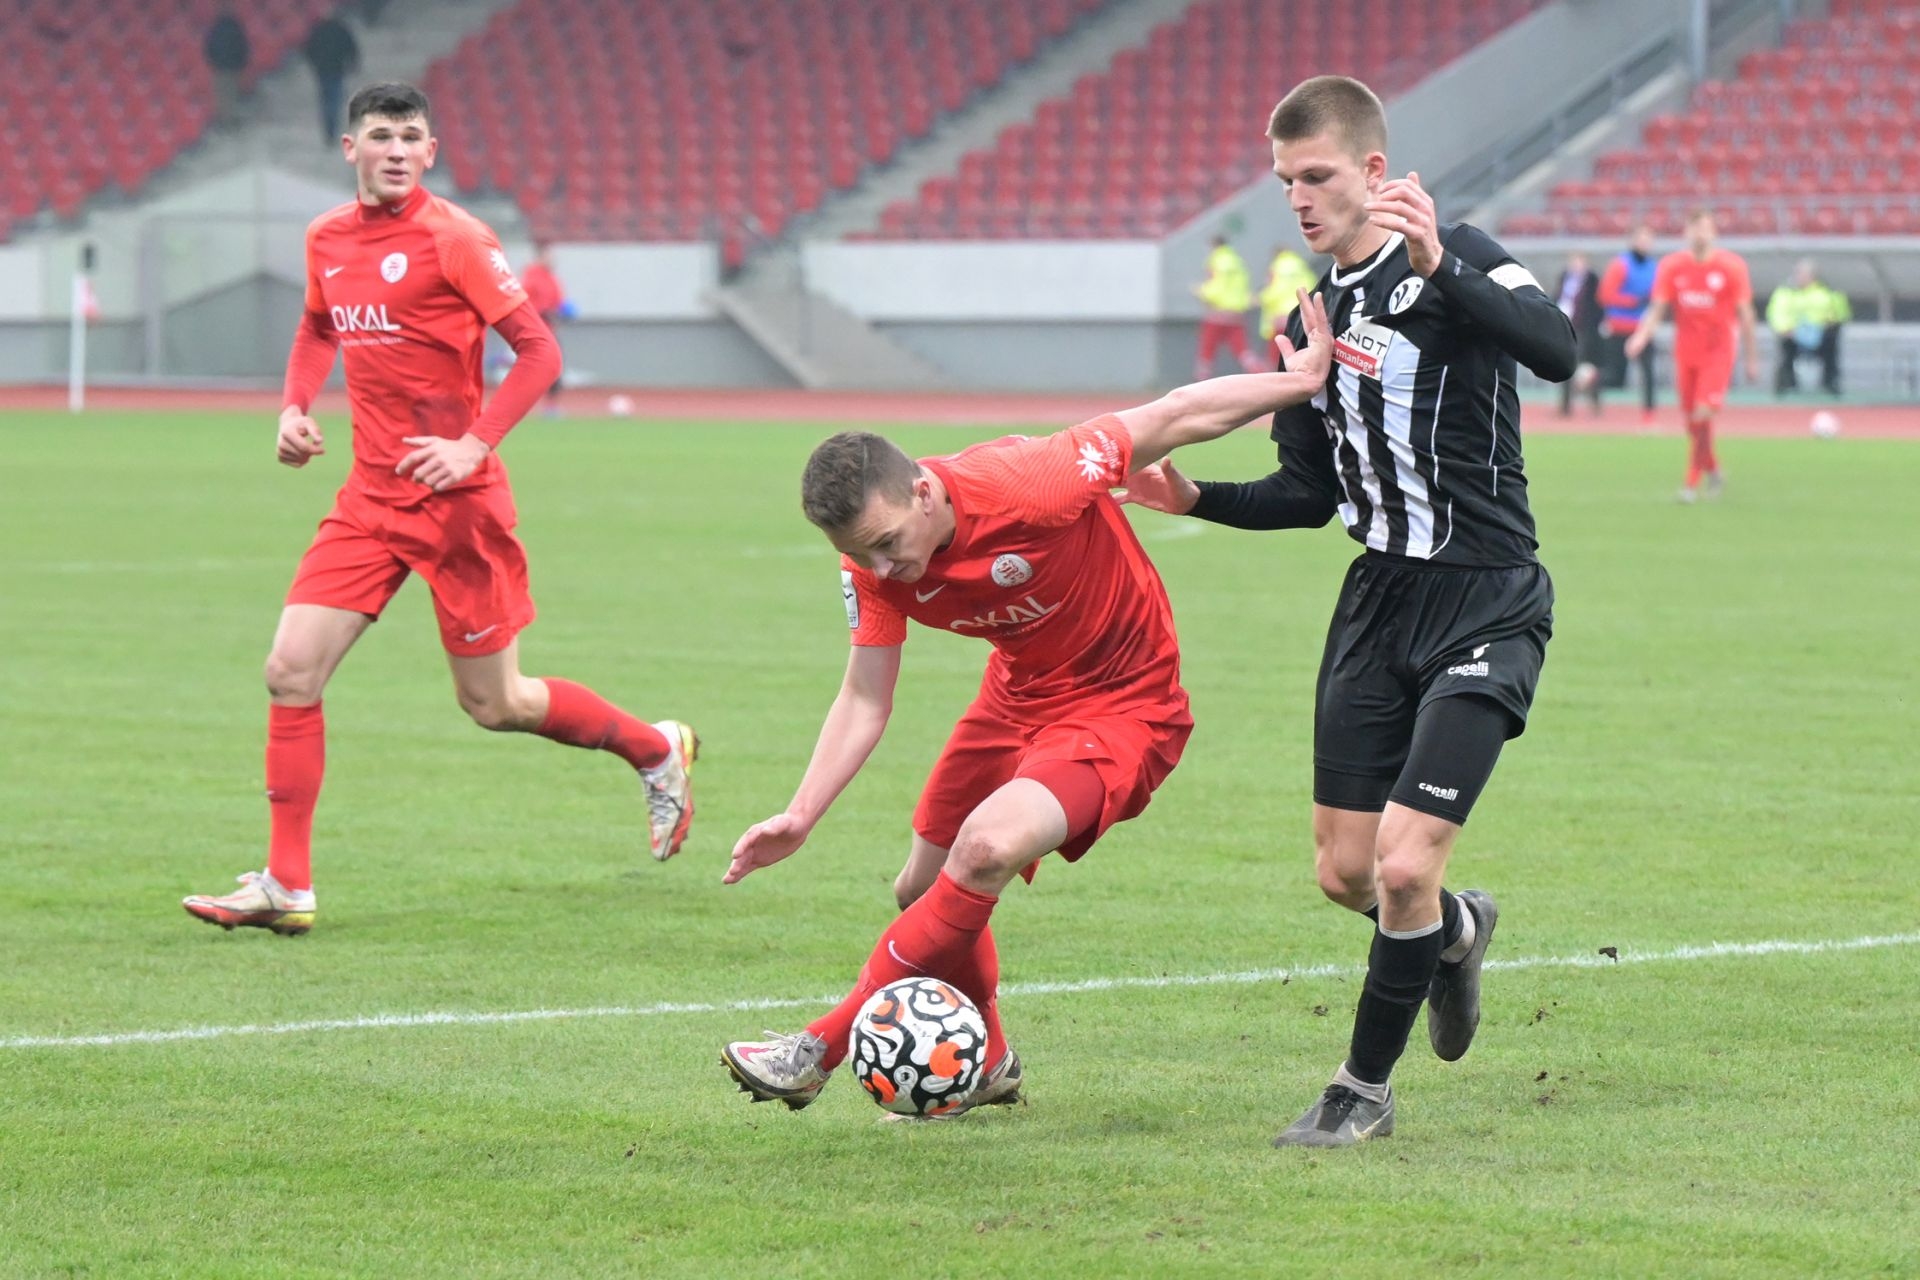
[4,930,1915,1052]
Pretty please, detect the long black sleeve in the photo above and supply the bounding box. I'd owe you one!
[1188,393,1338,531]
[1429,223,1579,382]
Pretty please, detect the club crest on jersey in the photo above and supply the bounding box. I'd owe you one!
[990,553,1033,587]
[330,304,402,333]
[1334,316,1392,379]
[1388,277,1424,314]
[380,252,409,283]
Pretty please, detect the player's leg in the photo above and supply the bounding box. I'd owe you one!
[1819,324,1841,395]
[419,486,697,860]
[1675,360,1705,500]
[1227,321,1262,373]
[1274,696,1509,1148]
[1774,331,1798,396]
[184,493,408,933]
[1637,339,1658,423]
[1696,356,1733,497]
[1196,320,1223,379]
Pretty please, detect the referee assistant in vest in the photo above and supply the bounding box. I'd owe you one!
[1119,76,1576,1147]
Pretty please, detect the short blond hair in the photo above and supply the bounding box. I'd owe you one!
[1266,75,1387,161]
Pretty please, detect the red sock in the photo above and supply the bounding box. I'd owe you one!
[956,925,1009,1069]
[809,871,1000,1069]
[536,678,668,769]
[265,702,325,893]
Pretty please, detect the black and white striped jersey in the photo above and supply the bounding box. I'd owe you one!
[1190,222,1577,568]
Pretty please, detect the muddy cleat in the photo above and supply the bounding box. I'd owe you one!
[722,1030,832,1110]
[880,1049,1025,1123]
[181,870,315,936]
[1272,1084,1395,1148]
[1676,485,1699,504]
[1428,888,1499,1062]
[642,720,699,860]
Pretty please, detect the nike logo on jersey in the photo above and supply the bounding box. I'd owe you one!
[463,625,498,643]
[324,266,345,278]
[914,584,947,602]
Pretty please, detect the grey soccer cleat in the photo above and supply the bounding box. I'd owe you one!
[722,1030,832,1110]
[879,1049,1025,1123]
[1272,1083,1395,1148]
[1428,889,1499,1062]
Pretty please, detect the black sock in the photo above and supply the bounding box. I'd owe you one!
[1345,922,1445,1086]
[1438,889,1462,952]
[1362,903,1379,923]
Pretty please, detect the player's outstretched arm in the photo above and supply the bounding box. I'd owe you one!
[1625,299,1667,359]
[1118,289,1332,471]
[723,643,902,885]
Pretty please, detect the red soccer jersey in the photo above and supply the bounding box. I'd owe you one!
[303,186,528,500]
[842,416,1185,721]
[1653,248,1750,359]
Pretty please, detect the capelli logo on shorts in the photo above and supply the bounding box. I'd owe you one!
[1418,782,1460,801]
[1446,644,1490,677]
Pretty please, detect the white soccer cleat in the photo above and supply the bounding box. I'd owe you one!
[722,1030,833,1110]
[181,870,315,936]
[879,1048,1025,1123]
[642,720,699,861]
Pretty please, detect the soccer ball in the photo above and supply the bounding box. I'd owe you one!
[849,977,989,1116]
[1809,410,1841,439]
[606,393,636,417]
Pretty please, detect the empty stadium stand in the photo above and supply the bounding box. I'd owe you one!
[862,0,1545,241]
[426,0,1109,262]
[0,0,339,239]
[1508,0,1920,237]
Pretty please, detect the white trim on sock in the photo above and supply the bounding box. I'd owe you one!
[1333,1062,1391,1103]
[1440,901,1478,964]
[1378,918,1442,941]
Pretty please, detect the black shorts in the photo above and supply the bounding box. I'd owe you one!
[1313,554,1553,822]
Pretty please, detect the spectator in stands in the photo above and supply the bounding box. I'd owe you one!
[520,244,575,415]
[1553,252,1605,416]
[1259,246,1319,350]
[1597,224,1659,424]
[203,8,251,133]
[1192,236,1262,378]
[1767,259,1849,397]
[303,16,362,147]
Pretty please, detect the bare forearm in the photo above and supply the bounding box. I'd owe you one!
[785,688,891,828]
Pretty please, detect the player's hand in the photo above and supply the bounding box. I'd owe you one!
[1624,330,1649,360]
[723,812,812,884]
[1115,458,1200,515]
[276,407,325,467]
[396,433,491,491]
[1744,351,1762,385]
[1284,288,1333,383]
[1365,171,1443,277]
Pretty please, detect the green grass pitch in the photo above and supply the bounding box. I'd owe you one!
[1,410,1916,1277]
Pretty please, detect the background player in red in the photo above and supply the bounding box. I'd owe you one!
[718,292,1332,1115]
[182,83,697,937]
[513,241,572,416]
[1626,209,1758,503]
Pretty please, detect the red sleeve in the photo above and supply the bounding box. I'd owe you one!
[842,561,906,647]
[283,308,338,413]
[1595,257,1631,309]
[468,306,561,448]
[1731,255,1752,306]
[1651,256,1675,305]
[954,416,1133,527]
[433,218,528,326]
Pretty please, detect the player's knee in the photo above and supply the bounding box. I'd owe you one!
[947,826,1025,886]
[263,649,323,703]
[1314,854,1375,910]
[1371,836,1449,906]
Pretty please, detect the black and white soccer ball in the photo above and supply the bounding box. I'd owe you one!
[849,977,989,1116]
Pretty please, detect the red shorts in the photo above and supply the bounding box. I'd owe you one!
[912,699,1193,864]
[285,481,535,657]
[1674,349,1734,414]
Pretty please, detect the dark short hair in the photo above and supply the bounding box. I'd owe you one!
[801,431,919,531]
[347,82,431,133]
[1267,75,1387,161]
